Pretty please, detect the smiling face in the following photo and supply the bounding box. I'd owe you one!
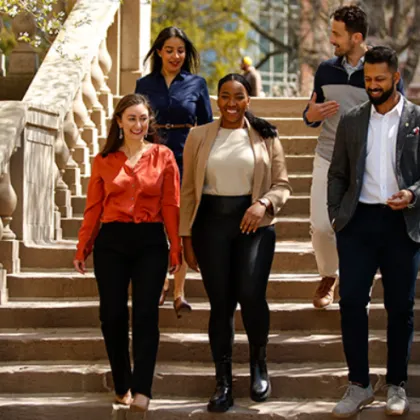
[329,19,359,57]
[158,36,186,75]
[117,104,150,143]
[364,62,399,106]
[217,80,250,129]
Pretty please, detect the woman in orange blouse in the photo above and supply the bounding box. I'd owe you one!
[73,94,181,412]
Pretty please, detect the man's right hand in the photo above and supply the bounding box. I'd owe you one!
[305,92,340,123]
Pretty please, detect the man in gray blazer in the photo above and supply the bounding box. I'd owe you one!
[328,46,420,417]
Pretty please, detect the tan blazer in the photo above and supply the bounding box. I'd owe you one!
[179,118,292,236]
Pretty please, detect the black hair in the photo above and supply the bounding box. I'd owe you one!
[144,26,200,74]
[364,46,399,72]
[102,94,158,157]
[217,73,277,139]
[331,5,368,40]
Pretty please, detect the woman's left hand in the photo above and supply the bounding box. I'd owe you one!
[240,202,267,234]
[169,264,181,274]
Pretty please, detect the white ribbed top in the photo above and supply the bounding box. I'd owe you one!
[203,128,255,196]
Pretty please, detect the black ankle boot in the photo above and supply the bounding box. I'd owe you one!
[207,360,234,412]
[250,345,271,402]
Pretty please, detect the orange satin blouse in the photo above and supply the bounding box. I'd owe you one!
[75,144,181,266]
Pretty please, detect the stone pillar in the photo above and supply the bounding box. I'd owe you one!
[107,10,121,97]
[10,106,58,245]
[8,12,39,75]
[120,0,152,95]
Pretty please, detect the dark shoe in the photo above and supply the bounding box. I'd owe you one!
[313,276,337,309]
[207,360,234,412]
[250,345,271,402]
[173,296,192,319]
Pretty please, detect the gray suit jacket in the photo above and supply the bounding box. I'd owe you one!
[328,96,420,243]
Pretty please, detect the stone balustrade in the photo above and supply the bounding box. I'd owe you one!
[0,0,151,301]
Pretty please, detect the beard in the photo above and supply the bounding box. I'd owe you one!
[367,83,395,106]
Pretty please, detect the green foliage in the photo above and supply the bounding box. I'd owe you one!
[0,0,65,48]
[0,16,16,54]
[152,0,249,94]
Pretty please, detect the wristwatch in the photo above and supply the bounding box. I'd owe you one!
[257,198,271,208]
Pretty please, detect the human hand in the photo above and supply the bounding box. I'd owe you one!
[183,237,199,272]
[169,264,181,274]
[73,259,86,274]
[240,202,266,234]
[305,92,339,123]
[386,190,414,210]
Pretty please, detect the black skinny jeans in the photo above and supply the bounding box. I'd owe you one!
[93,222,168,398]
[192,195,276,363]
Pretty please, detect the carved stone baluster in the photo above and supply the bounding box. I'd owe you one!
[54,128,72,221]
[82,69,102,153]
[90,56,107,149]
[0,162,20,280]
[0,166,17,240]
[63,111,83,196]
[73,87,98,158]
[99,39,112,89]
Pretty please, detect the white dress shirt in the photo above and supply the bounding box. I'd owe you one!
[203,127,255,196]
[359,94,403,204]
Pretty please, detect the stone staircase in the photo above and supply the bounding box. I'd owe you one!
[1,97,419,420]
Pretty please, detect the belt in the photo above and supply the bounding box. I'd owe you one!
[155,123,193,130]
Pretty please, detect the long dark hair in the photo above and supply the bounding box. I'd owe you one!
[144,26,200,74]
[101,94,157,157]
[217,73,277,139]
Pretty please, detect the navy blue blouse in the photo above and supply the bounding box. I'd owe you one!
[135,70,213,174]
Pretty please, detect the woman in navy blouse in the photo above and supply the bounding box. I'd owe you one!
[135,26,213,317]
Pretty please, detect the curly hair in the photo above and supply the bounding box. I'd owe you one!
[331,5,368,40]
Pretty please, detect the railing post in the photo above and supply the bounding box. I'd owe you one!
[120,0,152,94]
[8,12,39,75]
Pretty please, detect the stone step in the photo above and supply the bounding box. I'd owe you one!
[3,394,419,420]
[18,241,317,272]
[7,271,410,300]
[0,299,417,331]
[289,174,312,194]
[285,154,313,173]
[267,118,321,137]
[0,361,419,399]
[281,136,317,155]
[1,329,420,365]
[61,216,311,241]
[71,193,311,219]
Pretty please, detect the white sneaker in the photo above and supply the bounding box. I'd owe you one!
[332,383,374,418]
[386,385,409,416]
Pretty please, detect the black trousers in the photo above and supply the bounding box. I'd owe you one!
[93,222,168,398]
[336,203,420,387]
[192,195,276,363]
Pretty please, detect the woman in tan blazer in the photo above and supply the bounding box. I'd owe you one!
[180,73,292,412]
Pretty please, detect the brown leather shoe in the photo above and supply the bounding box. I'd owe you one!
[313,276,337,309]
[115,390,132,406]
[130,393,149,412]
[174,296,192,319]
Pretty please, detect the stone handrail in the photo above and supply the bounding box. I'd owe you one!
[0,0,126,288]
[0,0,150,302]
